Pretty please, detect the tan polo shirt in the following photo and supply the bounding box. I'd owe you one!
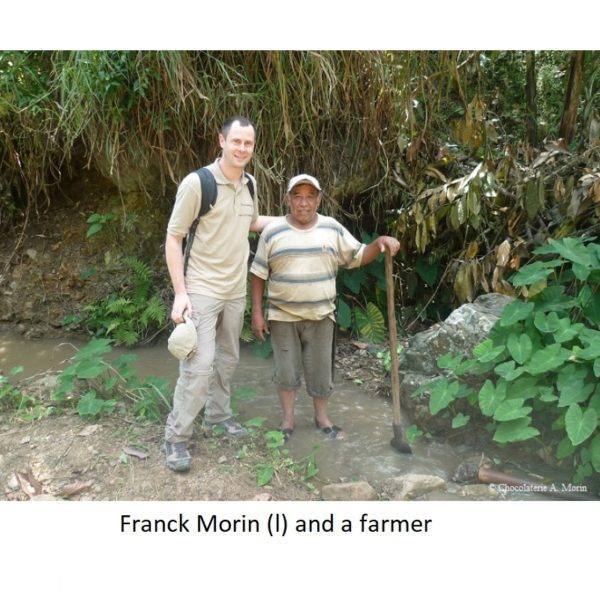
[167,159,259,299]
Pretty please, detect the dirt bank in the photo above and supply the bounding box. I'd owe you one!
[0,413,314,501]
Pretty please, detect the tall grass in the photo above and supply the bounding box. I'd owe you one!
[0,50,419,221]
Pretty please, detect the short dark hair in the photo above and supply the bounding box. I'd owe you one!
[220,116,255,138]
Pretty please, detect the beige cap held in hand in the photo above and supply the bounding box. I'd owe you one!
[167,316,197,361]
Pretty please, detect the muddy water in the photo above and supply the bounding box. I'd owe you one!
[0,332,577,498]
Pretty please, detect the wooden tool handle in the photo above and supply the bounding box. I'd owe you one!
[385,250,402,426]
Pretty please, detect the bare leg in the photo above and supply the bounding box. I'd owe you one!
[278,388,296,430]
[313,396,345,439]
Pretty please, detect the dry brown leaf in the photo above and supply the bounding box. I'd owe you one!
[123,446,149,460]
[465,241,479,260]
[16,471,43,499]
[496,240,511,267]
[350,341,369,350]
[60,480,93,498]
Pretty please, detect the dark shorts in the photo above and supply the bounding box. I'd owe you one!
[269,318,334,398]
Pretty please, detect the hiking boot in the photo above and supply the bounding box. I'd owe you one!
[164,441,191,472]
[204,417,248,438]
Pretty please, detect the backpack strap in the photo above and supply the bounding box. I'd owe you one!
[183,167,217,276]
[182,168,256,276]
[245,174,255,200]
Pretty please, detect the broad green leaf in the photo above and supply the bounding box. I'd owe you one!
[337,297,352,329]
[451,413,470,428]
[244,417,266,428]
[355,302,386,343]
[75,361,108,379]
[556,364,587,391]
[557,380,595,408]
[583,295,600,327]
[553,321,584,344]
[543,237,594,266]
[572,262,591,281]
[507,333,532,364]
[511,260,561,286]
[494,360,525,381]
[565,405,598,446]
[479,379,506,417]
[578,285,592,308]
[526,344,570,375]
[533,286,577,313]
[538,389,558,403]
[429,379,459,415]
[493,398,532,422]
[499,300,534,327]
[437,352,463,370]
[73,338,113,361]
[10,365,24,376]
[257,466,274,486]
[415,257,438,285]
[77,390,104,417]
[534,311,560,333]
[493,418,539,443]
[342,269,367,294]
[556,437,576,460]
[86,222,103,237]
[473,339,506,363]
[573,463,593,485]
[405,424,424,443]
[595,359,600,378]
[506,376,539,401]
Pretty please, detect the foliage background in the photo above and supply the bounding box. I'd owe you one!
[1,50,599,329]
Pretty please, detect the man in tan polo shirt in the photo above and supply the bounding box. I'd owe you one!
[164,116,274,472]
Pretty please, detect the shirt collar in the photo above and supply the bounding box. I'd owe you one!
[212,157,247,186]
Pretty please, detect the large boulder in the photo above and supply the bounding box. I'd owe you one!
[398,293,512,425]
[381,474,447,500]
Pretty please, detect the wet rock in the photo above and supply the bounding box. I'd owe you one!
[457,484,502,500]
[321,481,377,501]
[398,293,513,422]
[382,474,447,500]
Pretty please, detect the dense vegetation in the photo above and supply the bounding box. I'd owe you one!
[1,51,598,328]
[1,52,599,484]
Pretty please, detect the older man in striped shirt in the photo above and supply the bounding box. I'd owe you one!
[250,174,400,441]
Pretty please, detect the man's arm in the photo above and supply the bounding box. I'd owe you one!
[165,232,193,323]
[250,274,269,341]
[249,215,278,233]
[360,236,401,266]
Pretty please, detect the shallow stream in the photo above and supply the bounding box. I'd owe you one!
[1,331,588,500]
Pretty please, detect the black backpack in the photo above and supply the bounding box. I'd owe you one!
[183,167,256,275]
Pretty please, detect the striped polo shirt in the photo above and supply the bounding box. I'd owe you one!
[250,214,365,322]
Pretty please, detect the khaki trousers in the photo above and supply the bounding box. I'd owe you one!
[165,294,245,443]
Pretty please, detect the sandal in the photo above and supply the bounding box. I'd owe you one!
[281,428,294,442]
[314,419,345,440]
